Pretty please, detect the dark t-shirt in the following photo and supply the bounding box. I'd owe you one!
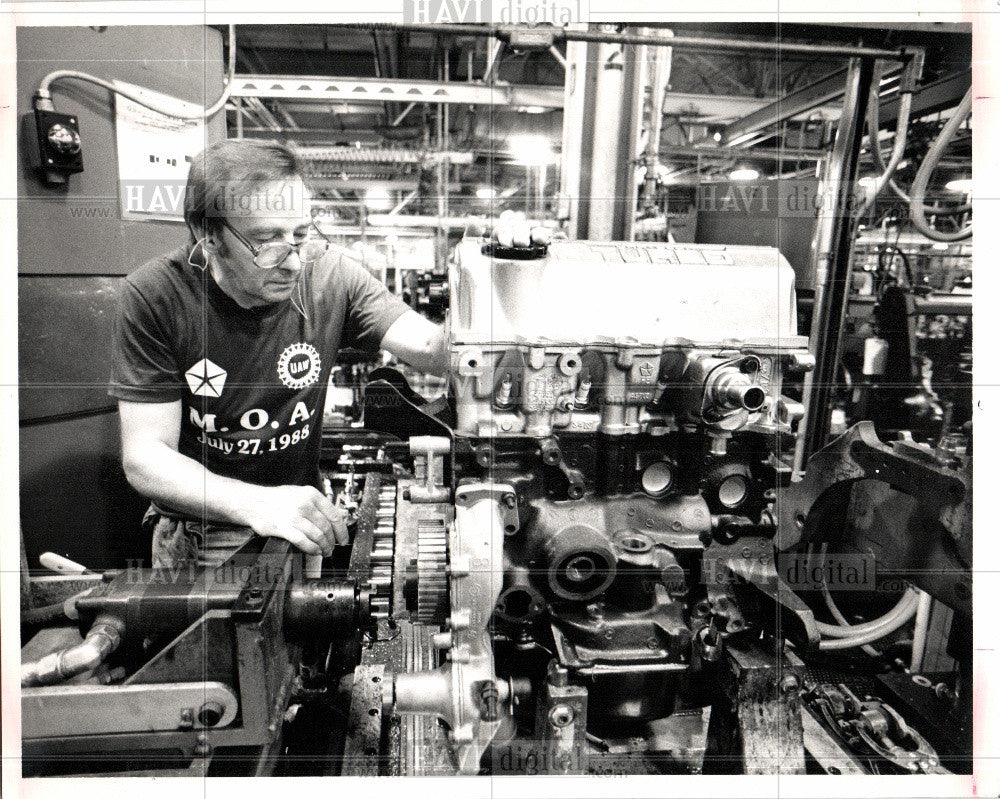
[109,246,409,490]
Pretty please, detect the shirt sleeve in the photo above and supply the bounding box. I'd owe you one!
[108,279,185,402]
[339,258,411,353]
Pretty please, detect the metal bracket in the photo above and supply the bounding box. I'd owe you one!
[22,681,238,739]
[408,436,452,503]
[777,421,968,552]
[342,665,386,776]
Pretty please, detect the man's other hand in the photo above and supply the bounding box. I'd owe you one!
[244,485,349,556]
[491,210,552,249]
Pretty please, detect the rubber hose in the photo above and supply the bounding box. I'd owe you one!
[908,88,973,242]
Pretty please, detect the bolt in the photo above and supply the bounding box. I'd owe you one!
[741,546,753,559]
[197,701,224,727]
[179,707,194,729]
[646,635,660,650]
[779,674,800,694]
[548,704,575,728]
[671,520,683,531]
[502,493,517,508]
[194,732,211,757]
[479,681,501,721]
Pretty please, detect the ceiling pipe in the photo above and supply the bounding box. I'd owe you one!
[343,23,914,63]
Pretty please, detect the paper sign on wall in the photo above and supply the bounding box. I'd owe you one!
[114,80,208,222]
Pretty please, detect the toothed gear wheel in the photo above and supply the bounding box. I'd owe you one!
[415,519,449,624]
[368,483,398,620]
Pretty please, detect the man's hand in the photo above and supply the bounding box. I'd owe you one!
[490,210,553,249]
[243,485,349,556]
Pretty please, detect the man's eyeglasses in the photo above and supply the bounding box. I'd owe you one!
[221,219,330,270]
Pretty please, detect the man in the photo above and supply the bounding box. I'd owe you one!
[109,140,446,567]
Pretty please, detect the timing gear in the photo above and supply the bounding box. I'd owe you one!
[414,517,449,624]
[368,483,398,619]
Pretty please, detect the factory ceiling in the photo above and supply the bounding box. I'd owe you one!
[219,23,972,225]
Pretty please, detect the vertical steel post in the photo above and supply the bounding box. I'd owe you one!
[560,25,644,241]
[794,58,876,473]
[586,33,639,241]
[558,28,590,239]
[639,31,673,217]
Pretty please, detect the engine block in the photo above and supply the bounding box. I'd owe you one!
[387,236,818,772]
[449,237,811,444]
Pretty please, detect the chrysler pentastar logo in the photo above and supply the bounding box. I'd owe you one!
[185,358,227,398]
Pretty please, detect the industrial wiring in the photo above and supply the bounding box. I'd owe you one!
[34,25,236,120]
[807,543,920,652]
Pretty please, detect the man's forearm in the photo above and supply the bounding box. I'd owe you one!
[379,311,449,377]
[124,439,346,554]
[124,440,262,526]
[401,324,448,376]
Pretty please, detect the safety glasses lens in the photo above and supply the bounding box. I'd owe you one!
[299,240,329,263]
[255,244,293,269]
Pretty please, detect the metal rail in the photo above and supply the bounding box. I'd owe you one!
[794,58,877,473]
[230,75,562,108]
[343,23,912,62]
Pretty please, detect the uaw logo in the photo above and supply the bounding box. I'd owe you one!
[277,342,321,390]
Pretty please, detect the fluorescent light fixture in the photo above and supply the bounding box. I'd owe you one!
[364,187,393,210]
[476,186,497,200]
[729,167,759,181]
[509,135,555,165]
[945,178,972,193]
[931,242,950,251]
[858,176,880,189]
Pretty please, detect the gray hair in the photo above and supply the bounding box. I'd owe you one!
[183,140,306,238]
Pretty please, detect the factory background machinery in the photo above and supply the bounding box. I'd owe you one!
[15,19,975,781]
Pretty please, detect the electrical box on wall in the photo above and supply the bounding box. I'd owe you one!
[25,107,84,185]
